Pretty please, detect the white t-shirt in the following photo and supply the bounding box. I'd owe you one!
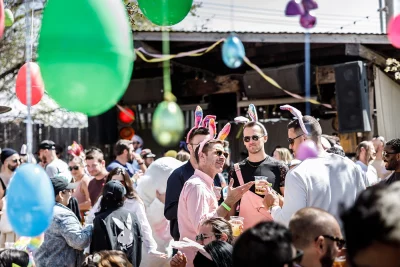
[355,161,379,187]
[45,159,72,182]
[271,153,366,226]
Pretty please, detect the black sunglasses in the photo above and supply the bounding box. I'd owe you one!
[68,166,80,171]
[195,233,221,242]
[243,135,265,143]
[288,134,304,145]
[285,249,304,266]
[383,151,398,158]
[214,150,229,158]
[315,235,346,249]
[11,159,22,164]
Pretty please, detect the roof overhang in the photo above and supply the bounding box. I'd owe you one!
[134,32,390,45]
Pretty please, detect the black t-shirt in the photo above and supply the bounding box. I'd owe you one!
[229,156,288,195]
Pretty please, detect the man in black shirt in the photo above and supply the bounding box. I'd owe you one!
[383,138,400,185]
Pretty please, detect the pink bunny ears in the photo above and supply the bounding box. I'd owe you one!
[186,106,217,143]
[280,104,309,135]
[234,104,267,135]
[197,119,231,156]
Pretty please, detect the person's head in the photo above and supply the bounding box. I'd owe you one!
[384,138,400,171]
[131,135,143,151]
[195,140,227,175]
[356,141,376,164]
[38,140,56,162]
[0,148,20,173]
[193,241,233,267]
[99,180,126,213]
[233,221,302,267]
[85,147,106,177]
[55,144,64,159]
[114,140,134,163]
[176,151,190,162]
[106,167,140,201]
[273,148,293,164]
[372,136,385,154]
[82,250,133,267]
[140,148,156,167]
[68,156,85,179]
[326,146,346,157]
[321,134,340,151]
[187,127,210,157]
[51,176,77,206]
[164,150,178,158]
[289,208,344,267]
[197,217,234,246]
[0,249,30,267]
[242,121,268,155]
[287,116,322,156]
[341,183,400,267]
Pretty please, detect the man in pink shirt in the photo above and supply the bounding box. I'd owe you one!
[177,135,253,266]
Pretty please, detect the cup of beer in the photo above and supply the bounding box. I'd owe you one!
[254,176,271,195]
[333,256,346,267]
[229,216,244,237]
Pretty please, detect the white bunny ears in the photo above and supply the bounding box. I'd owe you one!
[279,104,309,135]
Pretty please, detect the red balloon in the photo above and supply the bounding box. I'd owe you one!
[118,107,135,124]
[0,0,5,38]
[15,62,45,106]
[388,15,400,48]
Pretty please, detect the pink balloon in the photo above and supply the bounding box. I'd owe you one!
[388,15,400,48]
[296,140,318,161]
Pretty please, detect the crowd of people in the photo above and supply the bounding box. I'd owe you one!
[0,103,399,267]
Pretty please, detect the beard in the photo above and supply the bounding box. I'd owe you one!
[8,165,17,172]
[247,145,263,155]
[320,244,336,267]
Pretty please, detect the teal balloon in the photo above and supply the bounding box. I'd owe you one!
[152,101,185,146]
[222,35,245,69]
[38,0,134,116]
[138,0,193,26]
[7,164,54,237]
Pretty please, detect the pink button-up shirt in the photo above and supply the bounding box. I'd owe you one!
[177,169,218,267]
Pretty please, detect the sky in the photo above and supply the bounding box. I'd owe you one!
[172,0,385,34]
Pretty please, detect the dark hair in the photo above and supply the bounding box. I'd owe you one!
[202,217,234,244]
[188,127,210,143]
[326,146,345,157]
[341,183,400,264]
[233,221,293,267]
[106,167,141,202]
[114,140,132,156]
[193,241,233,267]
[98,185,125,214]
[85,147,104,162]
[0,249,30,267]
[82,250,133,267]
[386,138,400,153]
[243,121,268,136]
[194,140,224,162]
[321,134,340,146]
[287,116,322,139]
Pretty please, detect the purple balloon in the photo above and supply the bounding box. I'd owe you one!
[300,12,316,29]
[285,0,305,16]
[302,0,318,11]
[296,140,318,161]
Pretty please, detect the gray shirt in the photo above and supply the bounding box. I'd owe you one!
[45,159,72,182]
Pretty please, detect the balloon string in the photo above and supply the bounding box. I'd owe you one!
[162,30,172,100]
[135,39,332,108]
[25,0,33,162]
[305,31,311,115]
[116,104,135,120]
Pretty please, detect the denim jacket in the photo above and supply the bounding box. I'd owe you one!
[34,203,93,267]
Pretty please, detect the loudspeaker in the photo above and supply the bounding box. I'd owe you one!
[243,63,316,98]
[207,93,237,121]
[88,107,118,145]
[122,77,164,104]
[334,61,371,133]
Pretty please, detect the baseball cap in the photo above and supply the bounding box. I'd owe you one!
[0,148,18,164]
[103,180,126,200]
[38,140,56,150]
[50,176,77,196]
[140,149,156,159]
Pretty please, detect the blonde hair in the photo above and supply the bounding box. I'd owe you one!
[275,148,293,164]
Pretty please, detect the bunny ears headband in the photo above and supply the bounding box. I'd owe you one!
[197,119,231,156]
[186,106,217,143]
[279,104,309,135]
[234,104,267,135]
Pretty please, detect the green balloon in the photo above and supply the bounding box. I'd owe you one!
[4,9,13,27]
[38,0,134,116]
[138,0,193,26]
[152,101,184,146]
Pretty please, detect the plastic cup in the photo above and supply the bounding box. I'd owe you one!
[230,216,244,237]
[254,176,271,195]
[333,256,346,267]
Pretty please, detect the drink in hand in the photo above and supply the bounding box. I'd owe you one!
[254,176,272,195]
[230,216,244,237]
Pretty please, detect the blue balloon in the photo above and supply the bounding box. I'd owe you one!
[6,164,54,237]
[222,34,246,69]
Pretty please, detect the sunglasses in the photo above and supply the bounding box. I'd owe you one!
[195,233,221,242]
[214,150,229,158]
[62,189,72,194]
[68,166,80,171]
[11,159,22,164]
[316,235,346,249]
[383,151,398,158]
[243,135,265,143]
[288,134,304,145]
